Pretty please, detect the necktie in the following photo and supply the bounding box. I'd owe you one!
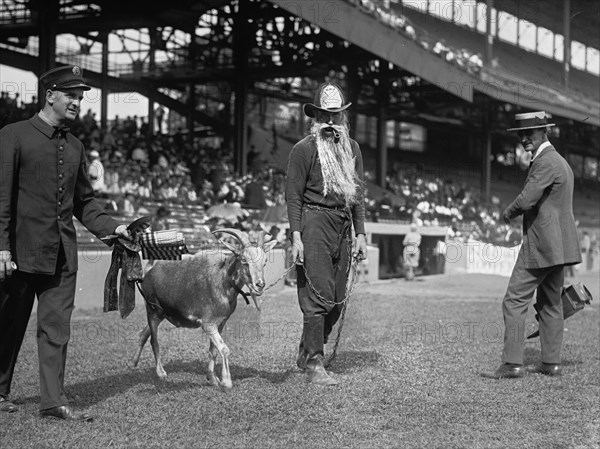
[54,126,69,137]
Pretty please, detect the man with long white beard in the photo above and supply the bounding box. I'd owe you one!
[286,82,367,386]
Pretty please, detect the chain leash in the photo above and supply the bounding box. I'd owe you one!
[262,263,295,292]
[300,259,359,305]
[263,246,361,306]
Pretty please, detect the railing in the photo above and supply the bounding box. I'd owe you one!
[0,1,31,25]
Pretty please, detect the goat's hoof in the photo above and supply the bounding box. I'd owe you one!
[206,373,219,387]
[219,382,233,392]
[156,370,168,379]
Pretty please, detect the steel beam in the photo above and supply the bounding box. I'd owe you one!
[269,0,477,102]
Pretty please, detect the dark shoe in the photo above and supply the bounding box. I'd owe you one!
[530,363,562,377]
[306,357,338,386]
[481,364,525,379]
[0,396,17,413]
[40,405,93,422]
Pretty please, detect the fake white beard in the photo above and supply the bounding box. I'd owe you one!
[310,121,360,206]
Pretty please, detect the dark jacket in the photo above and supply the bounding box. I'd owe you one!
[504,145,582,269]
[0,114,118,274]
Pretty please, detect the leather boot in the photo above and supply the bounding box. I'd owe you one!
[306,355,338,386]
[296,329,307,371]
[303,316,338,386]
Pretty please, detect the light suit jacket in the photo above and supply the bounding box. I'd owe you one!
[504,145,582,269]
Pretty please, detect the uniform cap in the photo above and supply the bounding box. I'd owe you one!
[39,65,91,91]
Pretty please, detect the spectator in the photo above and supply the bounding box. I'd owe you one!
[581,231,592,271]
[87,150,106,193]
[244,175,267,208]
[402,223,422,281]
[155,105,165,134]
[151,206,171,231]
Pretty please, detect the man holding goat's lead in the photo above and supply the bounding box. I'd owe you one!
[285,82,367,386]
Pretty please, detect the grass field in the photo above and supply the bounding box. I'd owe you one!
[1,270,599,449]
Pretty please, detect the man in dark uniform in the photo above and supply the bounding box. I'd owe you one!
[483,111,581,379]
[286,82,367,386]
[0,66,130,420]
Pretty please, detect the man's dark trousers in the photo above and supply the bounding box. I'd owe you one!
[0,247,77,410]
[296,207,351,362]
[502,254,565,365]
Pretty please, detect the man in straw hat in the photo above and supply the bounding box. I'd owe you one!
[0,66,130,420]
[286,82,367,386]
[482,111,581,379]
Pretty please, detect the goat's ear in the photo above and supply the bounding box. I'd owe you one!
[218,238,240,255]
[263,239,278,253]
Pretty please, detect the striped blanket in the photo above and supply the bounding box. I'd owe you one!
[140,230,190,260]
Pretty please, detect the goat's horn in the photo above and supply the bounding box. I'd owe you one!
[212,228,251,247]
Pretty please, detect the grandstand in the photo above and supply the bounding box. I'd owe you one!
[1,0,598,277]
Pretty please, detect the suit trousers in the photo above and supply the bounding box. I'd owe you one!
[501,254,565,365]
[296,206,351,360]
[0,246,77,410]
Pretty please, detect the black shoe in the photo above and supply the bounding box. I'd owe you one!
[40,405,93,422]
[530,363,562,377]
[481,363,525,379]
[0,396,17,413]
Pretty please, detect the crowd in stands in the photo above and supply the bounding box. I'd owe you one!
[365,165,523,247]
[0,91,38,128]
[348,0,483,75]
[66,109,287,215]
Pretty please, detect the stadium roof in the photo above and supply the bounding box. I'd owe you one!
[489,0,600,50]
[1,0,598,127]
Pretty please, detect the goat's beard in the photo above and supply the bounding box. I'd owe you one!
[310,121,360,207]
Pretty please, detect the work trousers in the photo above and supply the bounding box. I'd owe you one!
[296,206,351,361]
[501,253,565,365]
[0,245,77,410]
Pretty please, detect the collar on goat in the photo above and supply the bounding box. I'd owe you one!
[232,283,251,305]
[226,258,251,305]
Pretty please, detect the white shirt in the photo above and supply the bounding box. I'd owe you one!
[532,140,552,161]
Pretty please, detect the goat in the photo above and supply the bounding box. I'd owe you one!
[132,228,277,390]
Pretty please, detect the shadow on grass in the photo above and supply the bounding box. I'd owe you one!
[14,352,379,409]
[327,350,380,373]
[166,359,297,384]
[524,347,584,366]
[15,369,201,408]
